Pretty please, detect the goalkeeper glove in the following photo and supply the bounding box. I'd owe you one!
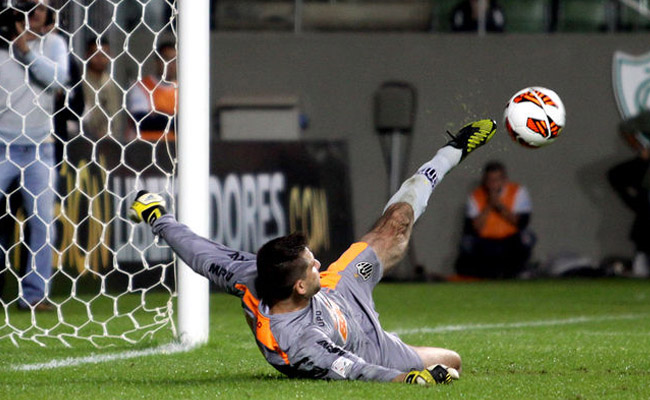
[404,364,459,385]
[128,191,167,225]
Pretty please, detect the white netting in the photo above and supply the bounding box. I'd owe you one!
[0,0,178,346]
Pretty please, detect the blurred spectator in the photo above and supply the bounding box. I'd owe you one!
[0,0,69,311]
[451,0,505,33]
[607,109,650,278]
[47,8,84,163]
[455,161,535,279]
[126,41,177,141]
[82,37,123,142]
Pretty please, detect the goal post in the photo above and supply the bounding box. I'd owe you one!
[176,0,210,346]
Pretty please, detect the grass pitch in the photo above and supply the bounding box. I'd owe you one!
[1,279,649,399]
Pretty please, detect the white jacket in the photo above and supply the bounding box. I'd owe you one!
[0,32,69,145]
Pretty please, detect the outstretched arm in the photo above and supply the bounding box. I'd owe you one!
[152,215,256,294]
[128,191,256,296]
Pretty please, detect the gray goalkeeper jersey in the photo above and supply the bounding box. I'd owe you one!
[153,215,422,382]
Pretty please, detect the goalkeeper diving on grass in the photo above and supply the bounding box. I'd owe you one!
[129,119,497,385]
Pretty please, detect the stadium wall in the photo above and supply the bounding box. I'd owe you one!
[210,33,650,277]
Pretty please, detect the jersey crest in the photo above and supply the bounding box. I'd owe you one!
[355,262,373,280]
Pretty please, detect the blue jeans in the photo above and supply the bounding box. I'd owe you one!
[0,143,56,305]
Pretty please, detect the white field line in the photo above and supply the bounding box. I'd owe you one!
[10,314,650,371]
[393,313,650,336]
[11,342,194,372]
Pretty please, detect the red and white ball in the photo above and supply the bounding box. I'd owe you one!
[504,87,566,148]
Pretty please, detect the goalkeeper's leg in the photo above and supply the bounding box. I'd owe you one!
[360,121,494,383]
[362,119,496,273]
[384,119,497,222]
[409,345,462,373]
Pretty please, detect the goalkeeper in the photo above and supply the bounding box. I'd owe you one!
[130,120,496,385]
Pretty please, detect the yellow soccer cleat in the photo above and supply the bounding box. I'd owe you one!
[446,119,497,161]
[128,191,167,225]
[404,364,459,385]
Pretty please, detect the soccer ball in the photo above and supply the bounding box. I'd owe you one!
[503,87,566,148]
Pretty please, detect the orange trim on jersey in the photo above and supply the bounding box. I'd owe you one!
[472,182,520,239]
[320,242,368,290]
[323,296,348,343]
[142,76,177,115]
[234,283,290,365]
[139,130,175,141]
[139,76,177,141]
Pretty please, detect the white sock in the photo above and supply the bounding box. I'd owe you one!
[383,145,462,221]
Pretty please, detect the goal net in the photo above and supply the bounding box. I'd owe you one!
[0,0,181,347]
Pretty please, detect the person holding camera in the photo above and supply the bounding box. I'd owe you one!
[0,0,69,311]
[454,161,535,279]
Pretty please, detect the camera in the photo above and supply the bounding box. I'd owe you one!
[0,1,37,46]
